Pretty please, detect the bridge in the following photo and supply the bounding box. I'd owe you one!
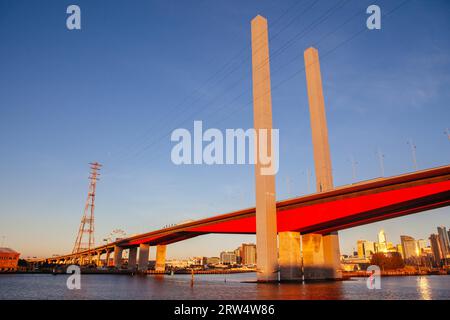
[35,15,450,282]
[40,165,450,272]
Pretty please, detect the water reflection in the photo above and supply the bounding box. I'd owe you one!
[255,281,345,300]
[0,273,449,300]
[417,276,432,300]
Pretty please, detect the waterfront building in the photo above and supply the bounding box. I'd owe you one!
[437,226,450,257]
[189,257,207,267]
[430,234,445,266]
[401,235,418,260]
[241,243,257,266]
[0,248,20,272]
[357,240,375,258]
[417,239,428,254]
[166,259,189,269]
[234,247,242,264]
[220,251,237,265]
[357,240,365,258]
[206,257,220,266]
[377,230,388,253]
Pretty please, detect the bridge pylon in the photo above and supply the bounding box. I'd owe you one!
[303,47,342,280]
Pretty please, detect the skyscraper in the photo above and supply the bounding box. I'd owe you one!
[357,240,365,258]
[437,226,450,257]
[400,235,418,260]
[416,239,428,255]
[429,234,444,266]
[357,240,376,258]
[378,230,388,253]
[378,230,387,244]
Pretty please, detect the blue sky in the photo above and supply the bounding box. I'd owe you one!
[0,0,449,259]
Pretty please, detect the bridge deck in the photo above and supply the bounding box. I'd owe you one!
[42,165,450,262]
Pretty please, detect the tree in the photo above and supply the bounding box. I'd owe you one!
[370,252,405,270]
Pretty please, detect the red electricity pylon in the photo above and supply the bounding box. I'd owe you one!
[72,162,102,255]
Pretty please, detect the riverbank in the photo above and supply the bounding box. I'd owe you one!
[343,269,449,277]
[5,267,257,276]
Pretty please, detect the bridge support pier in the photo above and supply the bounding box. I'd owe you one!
[138,244,150,272]
[155,245,167,272]
[105,250,111,267]
[302,234,326,280]
[323,232,342,279]
[279,232,302,281]
[302,233,341,280]
[113,246,123,269]
[96,251,101,266]
[251,15,279,282]
[128,247,137,271]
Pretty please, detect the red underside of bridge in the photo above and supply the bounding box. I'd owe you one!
[122,166,450,247]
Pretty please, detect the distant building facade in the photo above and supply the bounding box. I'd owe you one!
[437,226,449,258]
[430,234,445,266]
[241,243,257,265]
[220,251,237,265]
[400,235,418,260]
[0,248,20,272]
[357,240,375,258]
[206,257,220,266]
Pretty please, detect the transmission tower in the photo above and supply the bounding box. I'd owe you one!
[72,162,102,255]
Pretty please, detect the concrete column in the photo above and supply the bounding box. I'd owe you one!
[113,246,123,269]
[105,250,111,267]
[138,244,150,272]
[128,247,138,271]
[303,47,341,280]
[251,15,278,282]
[279,232,302,281]
[323,231,342,279]
[155,245,167,272]
[96,251,101,266]
[302,233,326,280]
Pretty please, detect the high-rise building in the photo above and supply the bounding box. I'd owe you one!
[429,234,444,266]
[357,240,365,258]
[234,247,242,264]
[417,239,428,254]
[241,243,257,265]
[437,226,450,257]
[400,235,418,260]
[377,230,388,253]
[357,240,375,258]
[378,230,387,244]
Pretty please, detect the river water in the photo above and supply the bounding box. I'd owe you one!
[0,273,449,300]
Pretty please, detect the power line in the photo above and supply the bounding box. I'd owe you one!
[107,0,354,169]
[107,0,411,177]
[109,0,311,162]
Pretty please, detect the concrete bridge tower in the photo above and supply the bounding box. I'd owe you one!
[251,15,278,282]
[303,47,342,280]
